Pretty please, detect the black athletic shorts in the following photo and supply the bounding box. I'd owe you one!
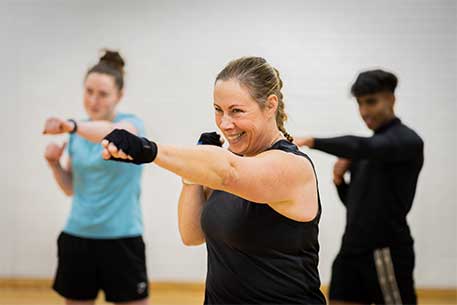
[53,232,149,302]
[329,245,416,305]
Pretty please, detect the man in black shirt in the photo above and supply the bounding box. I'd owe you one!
[295,70,424,305]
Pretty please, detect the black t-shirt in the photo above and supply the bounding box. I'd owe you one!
[314,118,424,253]
[201,140,326,305]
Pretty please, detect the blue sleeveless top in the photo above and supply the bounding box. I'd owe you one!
[64,113,145,239]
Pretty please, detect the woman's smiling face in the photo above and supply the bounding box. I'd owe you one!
[213,79,275,156]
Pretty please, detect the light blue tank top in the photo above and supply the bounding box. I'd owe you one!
[64,113,145,238]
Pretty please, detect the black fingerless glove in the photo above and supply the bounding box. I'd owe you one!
[104,129,157,164]
[197,132,222,146]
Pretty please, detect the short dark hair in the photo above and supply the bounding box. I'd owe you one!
[351,69,398,97]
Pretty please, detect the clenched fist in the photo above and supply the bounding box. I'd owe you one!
[44,142,67,165]
[43,117,75,135]
[333,158,351,185]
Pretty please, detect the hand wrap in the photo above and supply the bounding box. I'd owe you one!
[104,129,157,164]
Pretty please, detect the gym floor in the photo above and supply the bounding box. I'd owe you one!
[0,282,455,305]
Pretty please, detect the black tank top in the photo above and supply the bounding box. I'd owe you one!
[201,140,326,305]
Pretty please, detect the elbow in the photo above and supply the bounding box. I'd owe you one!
[178,226,205,246]
[64,189,74,197]
[181,235,205,246]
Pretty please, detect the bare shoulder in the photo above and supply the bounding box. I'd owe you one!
[218,146,317,208]
[260,150,318,222]
[254,149,315,181]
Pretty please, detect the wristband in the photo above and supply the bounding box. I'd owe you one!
[67,119,78,134]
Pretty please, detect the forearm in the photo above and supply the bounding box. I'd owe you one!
[47,162,73,196]
[154,144,234,190]
[77,120,137,143]
[178,184,206,246]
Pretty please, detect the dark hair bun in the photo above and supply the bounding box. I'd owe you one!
[99,49,125,74]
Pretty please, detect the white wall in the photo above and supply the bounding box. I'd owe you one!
[1,0,455,287]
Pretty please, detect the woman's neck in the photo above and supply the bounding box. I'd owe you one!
[244,128,284,157]
[89,111,117,122]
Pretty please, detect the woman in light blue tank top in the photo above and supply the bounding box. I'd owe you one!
[43,50,149,305]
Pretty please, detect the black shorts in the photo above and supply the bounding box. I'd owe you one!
[329,246,416,305]
[53,232,149,302]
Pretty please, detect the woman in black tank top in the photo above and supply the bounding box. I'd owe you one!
[202,140,325,304]
[102,57,326,304]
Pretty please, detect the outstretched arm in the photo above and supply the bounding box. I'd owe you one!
[43,116,138,143]
[295,133,422,162]
[102,130,318,221]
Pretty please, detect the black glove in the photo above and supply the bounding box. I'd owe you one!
[103,129,157,164]
[197,132,223,146]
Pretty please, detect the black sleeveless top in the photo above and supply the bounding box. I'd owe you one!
[201,140,326,305]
